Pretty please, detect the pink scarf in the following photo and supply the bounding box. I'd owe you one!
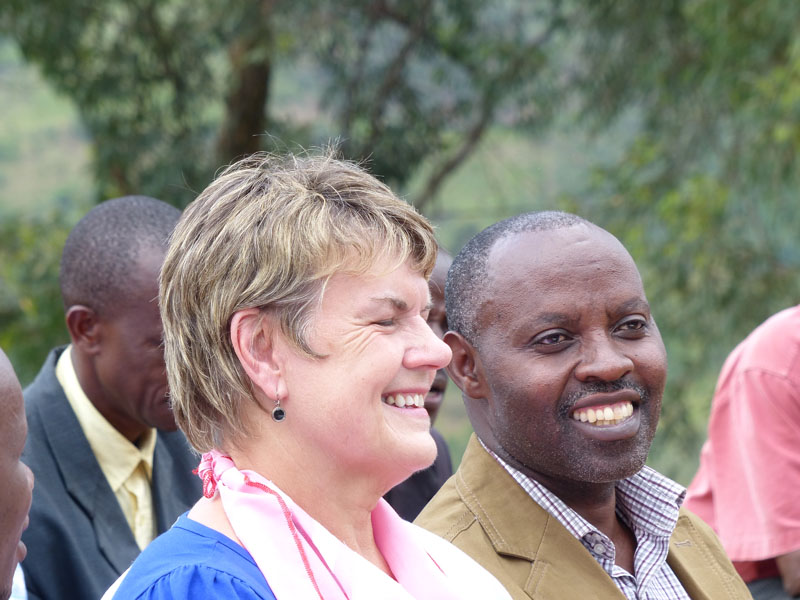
[196,450,493,600]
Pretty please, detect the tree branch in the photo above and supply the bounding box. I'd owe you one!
[365,0,432,150]
[216,0,275,163]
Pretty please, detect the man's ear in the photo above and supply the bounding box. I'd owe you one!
[65,305,103,354]
[444,331,489,400]
[230,308,285,403]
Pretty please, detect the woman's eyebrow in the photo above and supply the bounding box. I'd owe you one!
[367,296,433,313]
[369,296,409,311]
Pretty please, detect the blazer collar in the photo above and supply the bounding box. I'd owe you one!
[455,435,741,600]
[31,348,141,573]
[454,435,626,597]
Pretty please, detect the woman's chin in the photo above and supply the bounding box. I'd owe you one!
[387,428,438,483]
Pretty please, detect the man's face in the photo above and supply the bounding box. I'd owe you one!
[424,251,453,424]
[94,248,175,441]
[473,225,667,488]
[0,351,33,600]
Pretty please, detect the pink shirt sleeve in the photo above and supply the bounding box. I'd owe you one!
[685,306,800,582]
[710,365,800,560]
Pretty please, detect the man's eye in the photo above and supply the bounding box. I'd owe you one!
[374,320,395,327]
[533,331,569,346]
[617,318,646,333]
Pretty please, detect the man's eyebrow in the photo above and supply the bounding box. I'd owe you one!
[527,312,578,328]
[616,298,651,313]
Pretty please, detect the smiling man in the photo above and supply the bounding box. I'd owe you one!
[416,211,751,600]
[21,197,201,600]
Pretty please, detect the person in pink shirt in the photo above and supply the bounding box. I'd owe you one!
[685,304,800,599]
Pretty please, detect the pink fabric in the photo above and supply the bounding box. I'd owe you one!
[684,305,800,582]
[196,450,508,600]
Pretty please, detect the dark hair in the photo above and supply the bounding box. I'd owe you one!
[446,211,588,345]
[59,195,181,315]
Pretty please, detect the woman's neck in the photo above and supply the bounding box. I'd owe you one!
[228,439,394,576]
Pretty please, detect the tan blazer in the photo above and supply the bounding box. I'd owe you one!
[416,435,752,600]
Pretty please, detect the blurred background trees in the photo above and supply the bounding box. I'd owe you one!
[2,0,799,482]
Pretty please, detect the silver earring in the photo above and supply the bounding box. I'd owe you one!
[271,397,286,422]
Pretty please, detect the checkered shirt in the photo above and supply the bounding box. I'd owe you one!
[483,442,691,600]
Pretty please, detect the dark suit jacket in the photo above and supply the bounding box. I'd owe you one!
[416,434,753,600]
[21,348,202,600]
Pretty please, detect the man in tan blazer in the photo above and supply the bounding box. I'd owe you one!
[416,211,751,600]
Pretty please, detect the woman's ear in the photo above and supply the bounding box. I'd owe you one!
[444,331,489,400]
[230,308,284,402]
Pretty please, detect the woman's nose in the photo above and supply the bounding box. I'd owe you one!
[405,317,453,370]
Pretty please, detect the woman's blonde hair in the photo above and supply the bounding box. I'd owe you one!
[160,151,438,452]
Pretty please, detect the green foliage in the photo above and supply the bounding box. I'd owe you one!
[0,0,573,209]
[561,0,800,481]
[0,206,83,385]
[0,40,91,214]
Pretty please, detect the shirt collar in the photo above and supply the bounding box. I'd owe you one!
[56,345,156,491]
[478,437,685,543]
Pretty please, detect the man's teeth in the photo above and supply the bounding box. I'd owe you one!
[571,402,633,426]
[382,394,425,408]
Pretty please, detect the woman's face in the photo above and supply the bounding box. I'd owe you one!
[278,257,452,492]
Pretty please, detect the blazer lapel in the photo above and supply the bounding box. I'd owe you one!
[35,365,140,574]
[455,436,626,599]
[667,513,749,600]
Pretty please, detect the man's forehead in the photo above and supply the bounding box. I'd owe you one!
[488,224,630,274]
[477,225,643,321]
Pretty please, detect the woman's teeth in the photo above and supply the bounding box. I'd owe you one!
[382,393,425,408]
[571,401,633,426]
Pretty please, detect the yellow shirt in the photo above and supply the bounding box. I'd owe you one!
[56,346,157,549]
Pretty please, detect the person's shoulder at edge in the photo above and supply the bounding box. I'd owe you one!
[733,304,800,372]
[108,514,275,600]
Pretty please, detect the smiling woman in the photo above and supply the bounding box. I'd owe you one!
[103,151,511,600]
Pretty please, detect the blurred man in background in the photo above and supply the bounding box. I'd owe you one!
[21,197,201,600]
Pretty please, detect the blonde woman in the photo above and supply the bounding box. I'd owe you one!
[108,152,511,599]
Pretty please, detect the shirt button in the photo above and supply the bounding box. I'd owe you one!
[592,542,606,555]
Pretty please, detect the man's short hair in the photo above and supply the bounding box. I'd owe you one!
[446,210,588,345]
[160,150,438,452]
[59,196,181,315]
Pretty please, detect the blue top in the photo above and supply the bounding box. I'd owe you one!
[111,514,276,599]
